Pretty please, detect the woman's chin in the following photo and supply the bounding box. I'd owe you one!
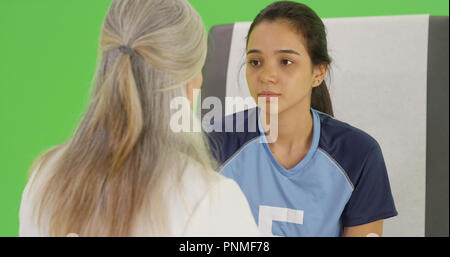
[258,105,281,115]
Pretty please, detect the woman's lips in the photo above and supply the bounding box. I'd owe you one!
[258,92,281,100]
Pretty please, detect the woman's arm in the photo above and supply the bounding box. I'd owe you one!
[343,220,383,237]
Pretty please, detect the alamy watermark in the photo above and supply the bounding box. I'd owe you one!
[170,89,279,143]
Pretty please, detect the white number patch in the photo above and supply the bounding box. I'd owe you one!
[258,205,304,236]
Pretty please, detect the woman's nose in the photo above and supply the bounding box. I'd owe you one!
[259,64,278,85]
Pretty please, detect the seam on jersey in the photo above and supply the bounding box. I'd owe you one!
[218,136,262,172]
[317,147,354,191]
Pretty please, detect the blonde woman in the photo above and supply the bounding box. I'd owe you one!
[19,0,259,237]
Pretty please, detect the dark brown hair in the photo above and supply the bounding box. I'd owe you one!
[247,1,334,116]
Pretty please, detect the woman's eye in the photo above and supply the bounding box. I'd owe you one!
[281,59,293,65]
[248,60,261,67]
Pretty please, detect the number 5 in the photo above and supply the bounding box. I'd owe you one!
[258,205,304,236]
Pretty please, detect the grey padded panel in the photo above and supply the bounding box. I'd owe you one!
[201,24,234,119]
[425,16,449,237]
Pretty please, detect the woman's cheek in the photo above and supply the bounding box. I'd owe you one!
[247,74,258,98]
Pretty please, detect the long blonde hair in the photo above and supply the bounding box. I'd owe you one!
[28,0,215,236]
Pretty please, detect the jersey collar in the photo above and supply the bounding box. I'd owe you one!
[257,108,321,177]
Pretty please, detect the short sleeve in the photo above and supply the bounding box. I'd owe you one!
[183,178,260,237]
[341,144,398,227]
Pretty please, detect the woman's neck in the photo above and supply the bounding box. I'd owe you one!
[261,101,314,151]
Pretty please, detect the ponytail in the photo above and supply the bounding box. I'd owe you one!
[92,51,143,173]
[311,82,333,117]
[110,53,143,172]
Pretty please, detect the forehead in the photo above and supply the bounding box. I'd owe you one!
[247,19,308,52]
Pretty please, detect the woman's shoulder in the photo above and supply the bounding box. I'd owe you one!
[19,143,68,236]
[183,159,245,199]
[315,111,387,179]
[179,158,259,236]
[315,111,388,189]
[22,143,68,195]
[163,155,258,236]
[316,110,381,154]
[177,156,232,200]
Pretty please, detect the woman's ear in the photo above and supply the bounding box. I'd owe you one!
[186,73,203,110]
[312,63,328,88]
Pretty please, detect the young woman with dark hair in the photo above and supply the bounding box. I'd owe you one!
[209,1,397,237]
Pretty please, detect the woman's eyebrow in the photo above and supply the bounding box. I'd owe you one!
[246,49,301,55]
[247,49,261,55]
[276,49,300,55]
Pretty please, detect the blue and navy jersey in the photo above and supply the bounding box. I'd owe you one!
[207,108,398,237]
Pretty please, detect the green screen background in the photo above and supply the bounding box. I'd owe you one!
[0,0,448,236]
